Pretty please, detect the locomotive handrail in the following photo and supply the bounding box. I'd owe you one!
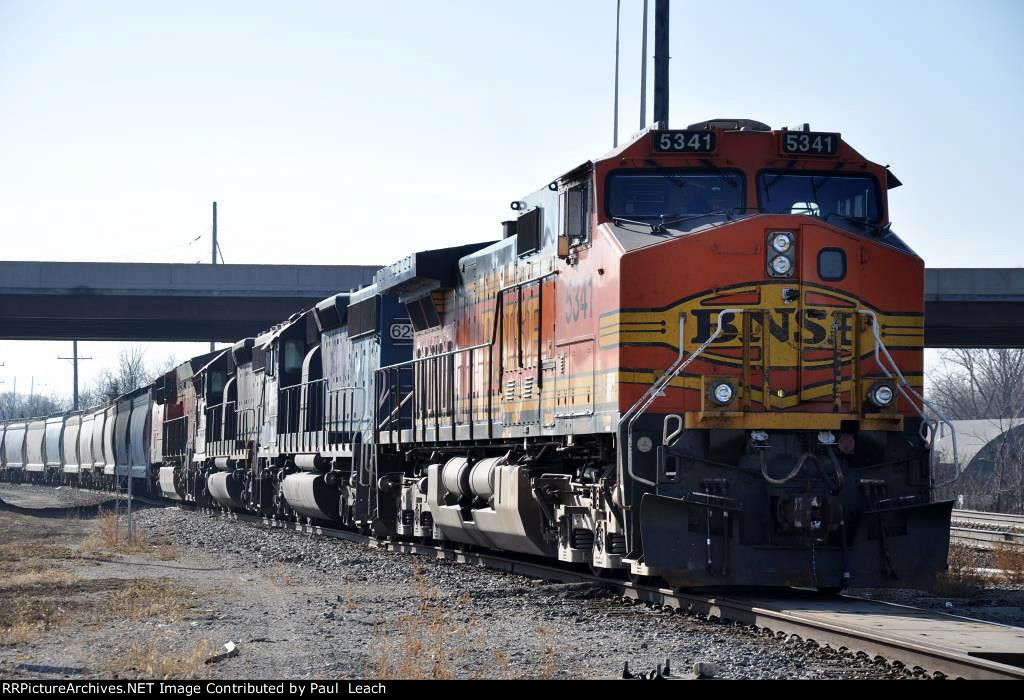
[858,309,960,485]
[374,270,558,441]
[277,378,329,454]
[234,406,258,442]
[326,385,366,447]
[619,308,744,488]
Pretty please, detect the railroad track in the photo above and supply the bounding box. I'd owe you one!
[951,509,1024,550]
[6,486,1023,680]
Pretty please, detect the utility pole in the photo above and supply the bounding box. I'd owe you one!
[613,0,621,148]
[210,201,218,353]
[58,341,92,411]
[653,0,670,128]
[640,0,649,129]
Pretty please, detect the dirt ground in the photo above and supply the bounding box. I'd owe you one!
[0,483,1017,680]
[0,486,233,678]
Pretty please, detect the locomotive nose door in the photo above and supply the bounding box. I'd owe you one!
[798,224,859,413]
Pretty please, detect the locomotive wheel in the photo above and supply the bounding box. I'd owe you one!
[588,564,612,579]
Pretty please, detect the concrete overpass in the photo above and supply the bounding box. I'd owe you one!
[0,261,378,342]
[0,262,1019,347]
[925,268,1024,348]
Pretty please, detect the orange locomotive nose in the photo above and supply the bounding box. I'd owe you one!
[612,214,922,432]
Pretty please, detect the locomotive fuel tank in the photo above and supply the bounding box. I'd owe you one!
[281,472,339,522]
[425,457,554,557]
[207,470,245,510]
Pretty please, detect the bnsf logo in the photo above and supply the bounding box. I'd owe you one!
[690,308,854,347]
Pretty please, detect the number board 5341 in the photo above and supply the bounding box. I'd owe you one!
[780,131,840,156]
[652,130,717,154]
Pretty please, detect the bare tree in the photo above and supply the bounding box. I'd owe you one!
[0,392,67,420]
[930,349,1024,420]
[929,349,1024,513]
[78,346,176,410]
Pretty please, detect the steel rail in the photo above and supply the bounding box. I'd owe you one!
[953,509,1024,528]
[951,526,1024,549]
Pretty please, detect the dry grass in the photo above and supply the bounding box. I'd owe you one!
[0,568,76,589]
[266,564,292,588]
[81,509,148,555]
[0,542,75,566]
[533,627,559,680]
[992,543,1024,585]
[0,599,67,646]
[365,570,479,679]
[932,542,986,596]
[109,578,204,622]
[0,565,75,646]
[364,569,560,679]
[101,639,212,680]
[155,542,179,561]
[0,540,78,646]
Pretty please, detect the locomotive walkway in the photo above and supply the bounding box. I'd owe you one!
[0,261,1019,346]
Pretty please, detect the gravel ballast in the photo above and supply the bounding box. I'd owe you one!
[0,484,936,679]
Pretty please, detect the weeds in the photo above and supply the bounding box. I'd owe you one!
[101,639,212,680]
[533,627,559,680]
[931,542,986,597]
[109,578,203,622]
[0,542,74,564]
[156,542,179,561]
[0,598,67,646]
[992,543,1024,585]
[81,509,148,555]
[0,566,74,646]
[365,570,478,679]
[267,565,292,588]
[364,569,563,679]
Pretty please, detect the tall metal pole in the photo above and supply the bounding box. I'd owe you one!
[210,201,217,353]
[58,342,91,411]
[653,0,670,128]
[613,0,621,148]
[640,0,649,129]
[72,341,79,410]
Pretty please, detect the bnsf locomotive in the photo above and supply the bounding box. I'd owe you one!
[0,119,954,590]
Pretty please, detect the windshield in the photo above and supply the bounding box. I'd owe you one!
[758,173,880,223]
[606,170,744,221]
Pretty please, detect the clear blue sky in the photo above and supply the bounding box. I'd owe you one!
[0,0,1021,398]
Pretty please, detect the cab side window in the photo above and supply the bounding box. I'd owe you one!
[563,180,591,243]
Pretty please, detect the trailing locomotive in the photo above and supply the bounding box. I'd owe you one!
[0,119,955,591]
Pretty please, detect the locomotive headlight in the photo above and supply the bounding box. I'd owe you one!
[770,255,793,276]
[710,381,735,406]
[868,382,896,407]
[770,232,793,254]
